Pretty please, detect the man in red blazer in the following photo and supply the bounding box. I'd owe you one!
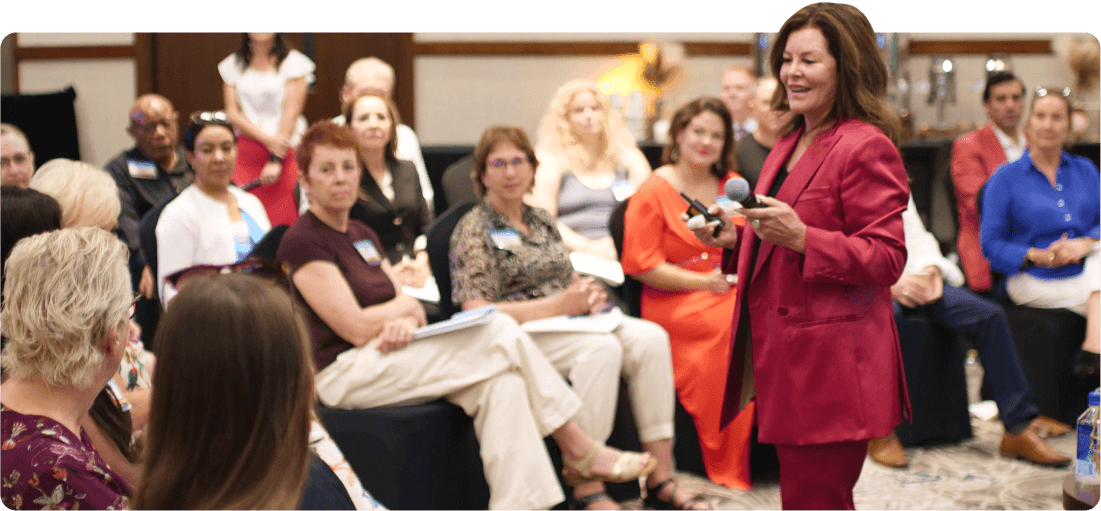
[950,72,1026,293]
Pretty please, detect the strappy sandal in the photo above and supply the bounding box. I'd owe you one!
[569,491,618,510]
[644,478,711,510]
[561,442,657,486]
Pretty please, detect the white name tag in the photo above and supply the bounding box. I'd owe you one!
[354,239,383,265]
[127,160,158,179]
[488,229,522,250]
[610,180,635,202]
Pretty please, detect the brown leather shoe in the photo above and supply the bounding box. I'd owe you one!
[999,428,1071,466]
[1028,415,1072,438]
[867,431,908,468]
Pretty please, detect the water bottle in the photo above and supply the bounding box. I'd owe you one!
[1076,389,1100,485]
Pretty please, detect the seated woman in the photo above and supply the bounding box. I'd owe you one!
[131,272,319,509]
[529,79,652,262]
[981,87,1100,378]
[344,89,433,291]
[1,228,134,510]
[451,125,706,510]
[156,111,271,303]
[620,97,756,490]
[277,121,655,511]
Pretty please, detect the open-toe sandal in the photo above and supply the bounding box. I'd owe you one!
[561,443,657,486]
[569,491,618,510]
[644,478,711,510]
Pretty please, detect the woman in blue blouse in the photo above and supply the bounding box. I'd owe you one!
[980,88,1100,378]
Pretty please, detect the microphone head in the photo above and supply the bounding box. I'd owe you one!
[724,177,752,202]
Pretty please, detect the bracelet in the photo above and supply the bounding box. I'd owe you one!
[268,153,284,163]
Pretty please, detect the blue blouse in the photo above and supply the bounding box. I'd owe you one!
[980,149,1100,279]
[233,208,267,262]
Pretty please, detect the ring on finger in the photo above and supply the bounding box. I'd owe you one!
[750,219,761,229]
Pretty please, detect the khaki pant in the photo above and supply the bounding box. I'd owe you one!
[316,313,581,510]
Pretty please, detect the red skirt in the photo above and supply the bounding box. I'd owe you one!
[232,134,300,227]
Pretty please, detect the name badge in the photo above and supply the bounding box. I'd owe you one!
[488,229,522,250]
[354,239,383,265]
[127,160,158,179]
[610,180,635,202]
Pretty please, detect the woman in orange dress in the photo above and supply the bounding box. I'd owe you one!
[621,97,754,490]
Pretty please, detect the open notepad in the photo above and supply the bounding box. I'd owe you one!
[569,252,624,286]
[520,307,625,334]
[413,305,497,340]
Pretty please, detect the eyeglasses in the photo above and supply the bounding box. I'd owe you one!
[163,258,291,296]
[128,293,141,320]
[190,111,229,124]
[1035,86,1071,98]
[131,112,178,134]
[487,157,529,170]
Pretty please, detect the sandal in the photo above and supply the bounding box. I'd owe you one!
[561,442,657,486]
[569,491,618,510]
[644,478,711,510]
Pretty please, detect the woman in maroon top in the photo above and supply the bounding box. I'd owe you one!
[1,228,133,510]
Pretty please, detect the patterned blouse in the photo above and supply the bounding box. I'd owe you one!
[1,407,131,510]
[450,200,574,304]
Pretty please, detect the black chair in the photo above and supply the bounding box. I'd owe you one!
[134,196,176,352]
[246,224,289,260]
[440,155,477,215]
[894,314,973,446]
[425,201,476,321]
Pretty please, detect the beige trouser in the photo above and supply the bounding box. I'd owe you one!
[528,315,675,444]
[1008,251,1100,316]
[315,313,582,510]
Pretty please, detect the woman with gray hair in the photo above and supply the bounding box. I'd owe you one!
[1,227,134,510]
[29,158,121,231]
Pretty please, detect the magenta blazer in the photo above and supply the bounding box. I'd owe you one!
[720,117,912,446]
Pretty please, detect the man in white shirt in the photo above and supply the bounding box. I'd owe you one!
[335,57,434,211]
[867,196,1070,469]
[719,65,757,141]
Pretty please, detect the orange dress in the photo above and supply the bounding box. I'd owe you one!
[621,173,754,490]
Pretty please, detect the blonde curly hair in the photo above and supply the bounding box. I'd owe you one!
[2,227,130,388]
[535,79,637,174]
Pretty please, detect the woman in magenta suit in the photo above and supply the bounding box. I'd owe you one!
[689,3,911,509]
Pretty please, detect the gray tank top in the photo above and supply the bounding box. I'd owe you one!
[556,166,628,240]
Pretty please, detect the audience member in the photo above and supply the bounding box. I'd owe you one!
[219,33,315,226]
[734,76,794,188]
[156,112,271,303]
[450,125,693,510]
[867,195,1070,469]
[104,93,194,299]
[621,97,755,491]
[343,90,433,291]
[951,71,1026,293]
[1,123,35,188]
[529,78,652,262]
[131,272,316,509]
[336,57,433,210]
[980,87,1100,378]
[28,159,119,230]
[0,186,61,301]
[1,228,133,510]
[278,121,656,510]
[719,65,757,141]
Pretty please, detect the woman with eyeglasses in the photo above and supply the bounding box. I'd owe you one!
[219,33,315,227]
[278,121,655,510]
[1,228,135,510]
[981,87,1101,378]
[156,112,271,304]
[449,125,692,511]
[618,97,756,493]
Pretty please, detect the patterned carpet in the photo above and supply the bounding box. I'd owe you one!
[617,359,1087,510]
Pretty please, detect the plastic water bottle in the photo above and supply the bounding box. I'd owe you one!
[1076,389,1100,485]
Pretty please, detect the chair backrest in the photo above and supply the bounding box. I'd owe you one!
[137,195,176,297]
[425,201,477,320]
[441,154,477,212]
[607,198,643,318]
[247,224,290,261]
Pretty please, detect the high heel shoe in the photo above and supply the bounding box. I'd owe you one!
[561,442,657,486]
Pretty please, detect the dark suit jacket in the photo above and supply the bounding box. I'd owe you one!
[950,124,1009,292]
[350,159,433,264]
[720,118,912,445]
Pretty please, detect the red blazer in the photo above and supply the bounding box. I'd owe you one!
[720,118,911,445]
[950,124,1009,292]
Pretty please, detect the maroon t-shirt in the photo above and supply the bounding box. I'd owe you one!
[278,211,397,370]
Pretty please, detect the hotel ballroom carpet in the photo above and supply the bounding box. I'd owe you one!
[619,359,1088,510]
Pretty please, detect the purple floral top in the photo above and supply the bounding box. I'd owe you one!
[1,407,131,510]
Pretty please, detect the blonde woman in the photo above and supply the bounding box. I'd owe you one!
[29,158,121,230]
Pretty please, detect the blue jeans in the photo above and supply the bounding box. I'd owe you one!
[895,284,1039,432]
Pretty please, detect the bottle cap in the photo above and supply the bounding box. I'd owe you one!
[1090,389,1100,407]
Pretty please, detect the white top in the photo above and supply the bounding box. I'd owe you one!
[156,185,271,303]
[991,123,1026,164]
[332,115,433,210]
[219,49,316,145]
[902,195,966,287]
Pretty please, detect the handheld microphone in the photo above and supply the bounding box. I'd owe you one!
[724,177,765,209]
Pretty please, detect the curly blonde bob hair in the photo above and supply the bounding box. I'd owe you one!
[29,158,121,229]
[535,79,637,173]
[1,227,130,388]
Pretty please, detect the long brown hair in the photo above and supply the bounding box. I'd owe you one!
[235,33,291,71]
[133,273,315,510]
[662,97,737,179]
[769,2,901,147]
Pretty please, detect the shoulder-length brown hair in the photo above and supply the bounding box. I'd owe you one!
[235,33,291,71]
[769,2,901,146]
[133,273,315,510]
[342,89,401,162]
[662,97,736,179]
[471,125,540,198]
